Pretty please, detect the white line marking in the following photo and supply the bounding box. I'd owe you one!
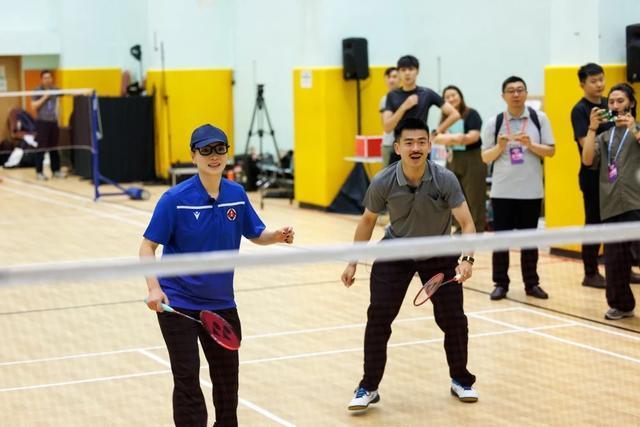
[218,201,245,207]
[176,205,213,210]
[239,324,570,366]
[0,345,165,366]
[0,307,519,366]
[137,349,295,426]
[0,369,171,393]
[0,324,561,394]
[0,186,147,228]
[517,307,640,342]
[472,313,640,365]
[2,176,153,217]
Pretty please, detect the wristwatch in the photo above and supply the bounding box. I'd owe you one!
[460,255,475,265]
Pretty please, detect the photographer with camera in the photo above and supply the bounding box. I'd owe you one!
[582,83,640,320]
[571,64,640,288]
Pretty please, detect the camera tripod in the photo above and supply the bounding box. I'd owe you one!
[244,84,282,168]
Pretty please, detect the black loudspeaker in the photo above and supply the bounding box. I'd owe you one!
[342,38,369,80]
[627,24,640,83]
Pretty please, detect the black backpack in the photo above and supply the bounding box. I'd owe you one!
[493,106,541,145]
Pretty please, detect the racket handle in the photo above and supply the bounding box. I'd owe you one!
[143,298,174,313]
[159,303,174,313]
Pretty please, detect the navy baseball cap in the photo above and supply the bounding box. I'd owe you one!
[190,124,228,150]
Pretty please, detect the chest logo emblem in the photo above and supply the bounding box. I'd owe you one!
[226,208,237,221]
[193,211,200,220]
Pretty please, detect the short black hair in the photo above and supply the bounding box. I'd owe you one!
[578,63,604,83]
[384,66,397,77]
[397,55,419,70]
[502,76,527,93]
[40,69,53,77]
[394,118,429,141]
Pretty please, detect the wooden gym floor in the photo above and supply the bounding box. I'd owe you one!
[1,167,639,426]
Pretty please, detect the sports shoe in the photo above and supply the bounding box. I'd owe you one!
[525,285,549,299]
[36,173,48,181]
[52,171,67,179]
[450,380,478,402]
[604,308,634,320]
[348,387,380,411]
[582,273,606,289]
[490,286,508,300]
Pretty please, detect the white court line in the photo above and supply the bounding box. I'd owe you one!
[0,186,148,228]
[138,349,295,427]
[239,324,570,366]
[472,313,640,365]
[0,369,171,393]
[0,323,566,394]
[517,307,640,342]
[3,176,153,217]
[0,307,519,367]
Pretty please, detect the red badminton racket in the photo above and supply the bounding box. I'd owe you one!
[413,273,461,306]
[149,301,240,350]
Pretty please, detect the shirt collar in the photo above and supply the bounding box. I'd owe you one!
[193,174,225,203]
[505,107,530,121]
[395,160,432,187]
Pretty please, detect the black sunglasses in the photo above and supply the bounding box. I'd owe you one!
[195,144,229,156]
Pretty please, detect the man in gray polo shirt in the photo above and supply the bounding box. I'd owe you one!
[482,76,555,301]
[341,118,478,411]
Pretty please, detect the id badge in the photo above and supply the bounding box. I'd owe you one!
[608,163,618,182]
[509,145,524,165]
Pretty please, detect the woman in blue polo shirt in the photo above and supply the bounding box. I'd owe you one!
[140,124,294,427]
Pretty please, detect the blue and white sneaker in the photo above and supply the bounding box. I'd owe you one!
[450,380,478,402]
[348,386,380,411]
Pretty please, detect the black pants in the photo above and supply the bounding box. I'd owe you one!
[603,210,640,312]
[35,120,60,173]
[491,198,542,290]
[359,256,475,391]
[579,169,602,276]
[158,307,242,427]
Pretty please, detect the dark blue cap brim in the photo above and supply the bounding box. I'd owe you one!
[191,138,227,149]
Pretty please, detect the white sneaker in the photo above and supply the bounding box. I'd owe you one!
[604,308,634,320]
[36,173,48,181]
[451,380,478,402]
[348,387,380,411]
[52,171,67,179]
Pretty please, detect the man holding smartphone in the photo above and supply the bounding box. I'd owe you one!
[571,63,640,288]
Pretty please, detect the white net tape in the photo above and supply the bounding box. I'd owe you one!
[2,222,640,286]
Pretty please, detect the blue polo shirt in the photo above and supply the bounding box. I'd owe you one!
[143,175,266,310]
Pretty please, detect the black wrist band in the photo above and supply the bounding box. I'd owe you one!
[460,255,475,265]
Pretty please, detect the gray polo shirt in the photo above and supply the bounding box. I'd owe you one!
[31,85,59,122]
[482,108,555,199]
[364,160,466,238]
[589,125,640,220]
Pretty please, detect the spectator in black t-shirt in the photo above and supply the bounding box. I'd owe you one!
[570,63,640,288]
[382,55,460,164]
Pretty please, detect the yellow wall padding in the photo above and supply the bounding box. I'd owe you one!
[544,64,639,252]
[57,68,121,126]
[293,66,388,208]
[146,69,234,179]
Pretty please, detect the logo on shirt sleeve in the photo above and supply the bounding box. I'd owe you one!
[226,208,237,221]
[193,211,200,220]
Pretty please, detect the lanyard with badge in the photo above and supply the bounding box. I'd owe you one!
[504,113,528,165]
[607,128,629,182]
